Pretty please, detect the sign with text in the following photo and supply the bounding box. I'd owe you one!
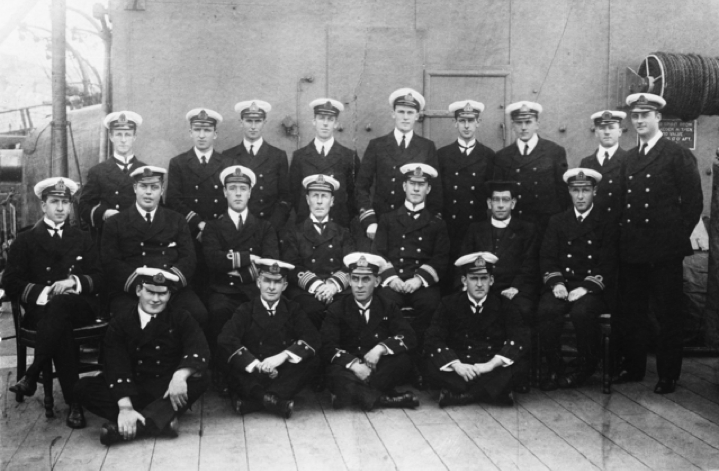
[659,119,696,150]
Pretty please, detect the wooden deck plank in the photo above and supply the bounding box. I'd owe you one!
[51,415,109,470]
[516,392,652,471]
[242,408,298,470]
[366,407,448,471]
[149,402,203,470]
[100,436,156,470]
[415,422,499,471]
[198,393,249,471]
[285,390,347,471]
[316,392,396,471]
[482,400,600,471]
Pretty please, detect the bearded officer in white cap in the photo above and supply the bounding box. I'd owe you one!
[615,93,702,394]
[6,177,104,429]
[80,111,148,237]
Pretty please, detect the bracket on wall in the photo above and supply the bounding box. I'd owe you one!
[125,0,146,11]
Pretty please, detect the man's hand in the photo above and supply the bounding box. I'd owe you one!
[404,277,422,294]
[388,278,405,293]
[315,282,339,304]
[117,405,145,440]
[568,287,588,302]
[103,209,119,220]
[259,352,288,374]
[501,287,519,300]
[350,361,372,382]
[452,362,478,382]
[163,369,191,411]
[366,223,378,240]
[473,361,495,375]
[250,254,261,263]
[552,284,568,300]
[363,345,386,370]
[50,278,76,295]
[198,221,206,232]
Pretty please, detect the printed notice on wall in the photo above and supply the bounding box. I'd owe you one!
[659,119,696,150]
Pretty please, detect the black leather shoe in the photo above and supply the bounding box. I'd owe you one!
[613,370,644,384]
[378,392,419,409]
[654,378,677,394]
[9,376,37,397]
[558,368,595,389]
[539,373,560,391]
[438,389,474,408]
[262,393,294,419]
[411,374,425,391]
[230,392,262,416]
[65,403,86,429]
[162,417,179,438]
[99,422,124,446]
[493,392,515,407]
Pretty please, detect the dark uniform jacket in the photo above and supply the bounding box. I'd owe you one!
[579,147,629,222]
[3,220,104,312]
[202,211,278,294]
[460,218,539,295]
[355,132,442,229]
[289,141,360,228]
[101,205,196,294]
[224,141,291,229]
[620,137,702,264]
[540,207,619,293]
[79,157,148,232]
[493,137,569,223]
[102,303,210,402]
[425,293,528,369]
[218,297,320,371]
[374,206,450,287]
[321,294,417,366]
[166,149,232,236]
[280,218,355,292]
[437,140,495,236]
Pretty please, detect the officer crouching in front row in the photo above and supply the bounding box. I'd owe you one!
[218,259,320,419]
[321,253,419,411]
[425,252,528,407]
[74,268,210,446]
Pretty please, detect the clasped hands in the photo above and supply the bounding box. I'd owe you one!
[314,282,339,304]
[255,352,289,379]
[388,276,422,294]
[452,361,495,382]
[350,345,387,382]
[552,284,587,302]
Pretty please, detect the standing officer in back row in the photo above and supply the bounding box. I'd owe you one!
[289,98,360,228]
[354,88,442,248]
[224,100,292,231]
[493,101,569,236]
[579,110,629,222]
[615,93,702,394]
[80,111,148,238]
[437,100,496,285]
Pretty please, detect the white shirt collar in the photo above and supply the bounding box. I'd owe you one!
[574,204,594,220]
[516,133,539,154]
[136,203,158,221]
[467,293,488,309]
[227,206,249,227]
[640,130,663,153]
[243,137,264,153]
[404,200,425,212]
[261,298,279,313]
[194,147,213,162]
[458,138,477,148]
[491,217,511,228]
[113,153,134,165]
[394,128,413,146]
[314,137,334,155]
[356,299,372,310]
[43,217,65,234]
[138,306,155,329]
[310,213,329,224]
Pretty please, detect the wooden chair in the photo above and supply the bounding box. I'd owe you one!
[10,297,108,417]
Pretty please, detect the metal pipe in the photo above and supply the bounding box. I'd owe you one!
[51,0,68,177]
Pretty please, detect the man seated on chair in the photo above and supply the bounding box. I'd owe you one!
[321,252,419,411]
[280,174,355,330]
[217,258,320,418]
[537,168,619,391]
[5,177,104,429]
[425,252,528,407]
[101,166,208,327]
[74,267,210,446]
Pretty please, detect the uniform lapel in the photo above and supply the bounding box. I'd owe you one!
[236,212,259,245]
[251,297,277,332]
[495,219,519,258]
[301,218,323,246]
[382,132,405,163]
[475,295,500,333]
[145,206,169,239]
[513,137,547,168]
[130,205,151,234]
[362,297,383,336]
[450,142,480,171]
[626,138,664,175]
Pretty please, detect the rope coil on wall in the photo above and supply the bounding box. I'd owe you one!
[639,52,719,121]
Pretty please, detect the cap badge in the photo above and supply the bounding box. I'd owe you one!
[55,179,66,192]
[233,168,243,177]
[250,102,259,112]
[118,113,127,124]
[413,167,423,176]
[474,256,486,268]
[519,104,530,113]
[198,110,208,120]
[358,256,368,267]
[602,111,613,120]
[637,95,648,105]
[463,103,474,112]
[404,93,415,102]
[142,168,153,177]
[317,175,325,183]
[270,263,280,274]
[577,171,586,180]
[324,101,332,109]
[152,272,166,284]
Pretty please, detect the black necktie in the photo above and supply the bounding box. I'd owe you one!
[314,222,326,234]
[237,216,244,232]
[267,309,275,316]
[201,156,207,165]
[640,143,647,156]
[603,151,609,166]
[359,307,369,323]
[400,135,406,151]
[145,212,152,225]
[123,165,129,174]
[523,144,529,156]
[249,145,255,157]
[459,142,475,155]
[407,209,421,219]
[320,146,325,157]
[470,303,482,314]
[51,228,60,239]
[577,215,584,223]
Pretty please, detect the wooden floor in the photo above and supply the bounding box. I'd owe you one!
[2,315,719,470]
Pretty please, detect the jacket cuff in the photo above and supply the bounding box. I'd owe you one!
[330,271,350,290]
[359,209,377,231]
[543,272,565,289]
[179,352,209,373]
[331,349,357,367]
[381,335,408,354]
[417,265,439,286]
[428,346,459,369]
[170,267,188,287]
[298,271,320,291]
[21,283,45,304]
[581,275,605,293]
[91,203,108,228]
[107,376,138,402]
[228,347,257,371]
[286,340,315,359]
